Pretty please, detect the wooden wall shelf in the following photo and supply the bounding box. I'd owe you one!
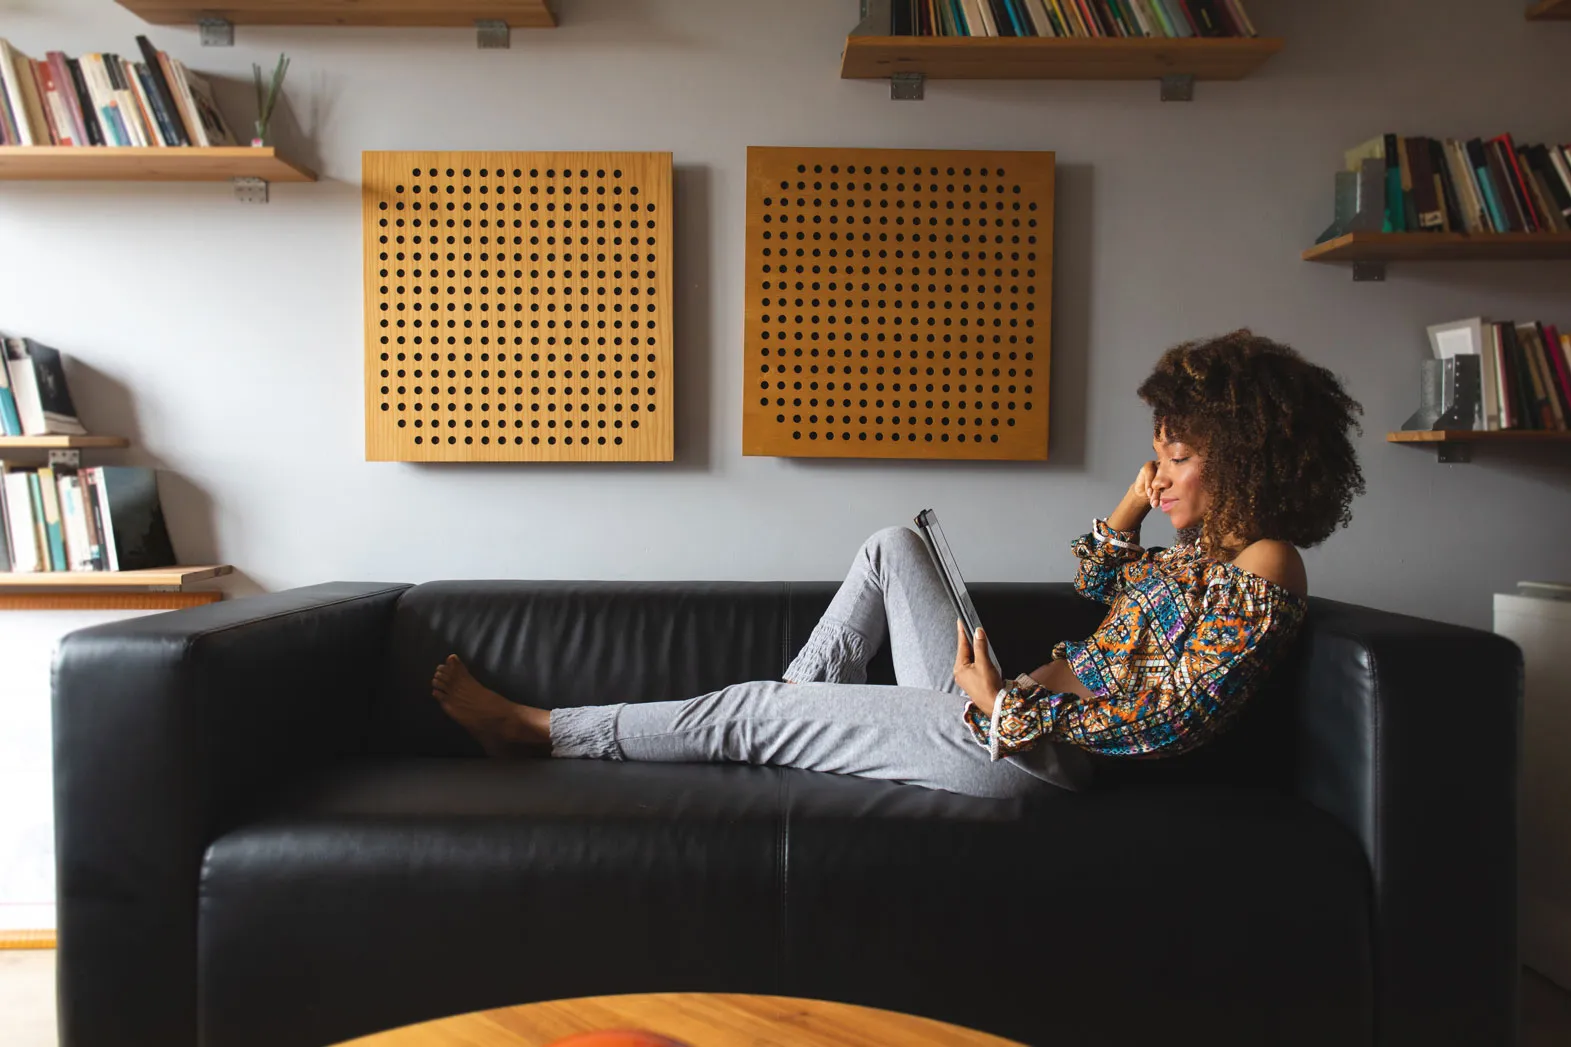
[114,1,557,28]
[1527,0,1571,21]
[0,566,233,590]
[1388,430,1571,463]
[0,146,316,183]
[0,436,129,450]
[1305,232,1571,264]
[840,36,1284,81]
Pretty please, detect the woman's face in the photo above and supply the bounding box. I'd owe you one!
[1150,431,1209,531]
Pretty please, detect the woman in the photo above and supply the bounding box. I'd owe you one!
[430,330,1365,798]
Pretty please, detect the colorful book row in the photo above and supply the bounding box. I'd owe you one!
[1430,318,1571,432]
[0,35,236,149]
[1349,133,1571,236]
[889,0,1257,38]
[1,464,177,574]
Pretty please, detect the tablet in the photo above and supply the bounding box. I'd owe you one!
[913,508,986,642]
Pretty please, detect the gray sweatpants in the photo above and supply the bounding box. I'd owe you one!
[549,526,1094,798]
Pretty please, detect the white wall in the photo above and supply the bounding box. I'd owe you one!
[1,0,1568,630]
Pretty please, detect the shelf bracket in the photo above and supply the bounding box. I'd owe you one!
[891,72,925,100]
[198,17,235,47]
[476,19,511,49]
[47,450,81,469]
[1159,74,1194,102]
[1436,441,1471,464]
[233,176,269,204]
[1352,261,1386,282]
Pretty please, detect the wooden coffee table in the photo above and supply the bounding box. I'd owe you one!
[333,992,1026,1046]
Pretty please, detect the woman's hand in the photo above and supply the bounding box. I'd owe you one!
[1107,460,1158,532]
[954,618,1004,715]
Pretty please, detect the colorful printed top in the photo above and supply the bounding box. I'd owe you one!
[963,518,1309,760]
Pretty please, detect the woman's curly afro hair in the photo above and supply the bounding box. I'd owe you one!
[1136,329,1366,556]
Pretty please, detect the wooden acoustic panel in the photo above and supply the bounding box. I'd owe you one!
[743,147,1052,460]
[364,151,673,462]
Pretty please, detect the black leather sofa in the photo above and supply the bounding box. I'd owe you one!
[53,580,1521,1047]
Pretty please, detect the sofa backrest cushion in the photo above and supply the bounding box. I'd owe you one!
[368,580,1298,791]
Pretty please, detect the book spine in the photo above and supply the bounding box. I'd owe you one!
[0,354,19,437]
[108,55,150,147]
[81,55,125,146]
[1382,133,1406,232]
[55,472,85,571]
[77,468,104,570]
[63,58,104,146]
[25,58,61,145]
[1479,322,1501,430]
[1493,134,1544,232]
[36,59,76,146]
[3,471,41,573]
[1484,141,1526,232]
[46,53,86,145]
[87,466,119,572]
[1442,139,1485,233]
[1468,139,1508,233]
[1428,138,1460,233]
[1511,324,1552,429]
[135,35,189,146]
[1549,147,1571,221]
[0,41,35,145]
[1492,325,1515,430]
[1533,323,1571,427]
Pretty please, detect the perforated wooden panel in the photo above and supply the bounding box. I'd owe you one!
[743,147,1053,460]
[364,151,672,462]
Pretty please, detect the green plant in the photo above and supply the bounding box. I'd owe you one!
[251,53,290,144]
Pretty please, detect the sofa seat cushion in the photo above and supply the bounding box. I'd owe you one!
[199,758,1372,1047]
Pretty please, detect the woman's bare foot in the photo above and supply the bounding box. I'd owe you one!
[431,655,551,758]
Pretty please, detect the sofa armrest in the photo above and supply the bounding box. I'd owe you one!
[1292,597,1521,1047]
[52,582,410,1047]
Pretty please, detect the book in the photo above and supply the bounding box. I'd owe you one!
[2,468,40,573]
[1492,133,1544,232]
[1496,323,1529,429]
[63,57,104,146]
[1509,323,1554,430]
[45,53,87,145]
[1383,133,1407,232]
[1523,323,1570,428]
[1529,144,1571,226]
[1542,323,1571,429]
[134,34,190,146]
[0,470,9,571]
[77,468,105,570]
[1484,139,1527,232]
[1517,581,1571,601]
[56,471,94,572]
[4,338,86,436]
[1441,138,1487,233]
[0,346,20,437]
[36,58,77,146]
[0,39,39,145]
[89,465,178,572]
[1405,136,1444,230]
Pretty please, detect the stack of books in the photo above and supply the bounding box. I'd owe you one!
[1345,134,1571,235]
[0,35,236,148]
[889,0,1258,37]
[1,462,177,574]
[0,337,85,437]
[1427,317,1571,432]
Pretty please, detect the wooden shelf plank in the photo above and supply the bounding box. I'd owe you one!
[0,435,129,449]
[0,146,316,183]
[840,36,1284,81]
[1388,431,1571,444]
[1304,231,1571,264]
[1527,0,1571,20]
[115,0,557,27]
[0,566,233,589]
[0,591,221,611]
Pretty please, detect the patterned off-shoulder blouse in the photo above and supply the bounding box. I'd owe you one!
[963,518,1309,760]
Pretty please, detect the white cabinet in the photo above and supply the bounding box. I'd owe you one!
[1496,594,1571,991]
[0,609,167,936]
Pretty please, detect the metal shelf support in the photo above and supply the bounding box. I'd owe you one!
[233,177,270,204]
[198,17,234,46]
